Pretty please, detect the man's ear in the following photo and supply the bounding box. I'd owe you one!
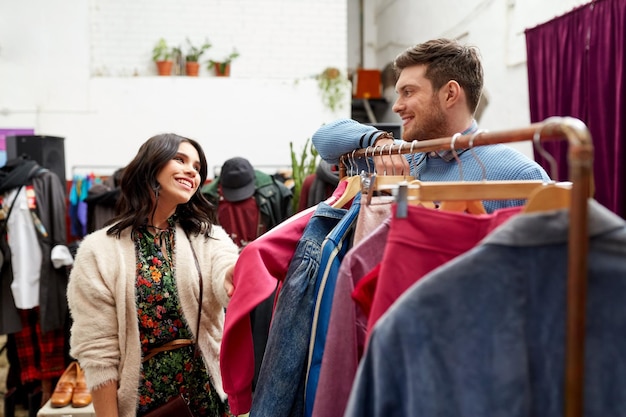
[442,80,462,108]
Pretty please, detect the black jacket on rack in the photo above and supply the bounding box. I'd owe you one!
[0,157,69,334]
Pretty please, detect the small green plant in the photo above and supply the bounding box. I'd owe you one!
[316,67,350,112]
[152,38,173,62]
[207,49,240,74]
[289,138,319,212]
[185,37,212,62]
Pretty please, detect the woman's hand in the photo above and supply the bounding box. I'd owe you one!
[91,381,119,417]
[224,264,235,297]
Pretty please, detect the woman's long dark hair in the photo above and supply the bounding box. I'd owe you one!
[107,133,217,238]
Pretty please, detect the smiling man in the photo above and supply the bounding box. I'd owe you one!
[311,38,550,213]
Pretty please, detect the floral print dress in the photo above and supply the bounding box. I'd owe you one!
[134,222,229,417]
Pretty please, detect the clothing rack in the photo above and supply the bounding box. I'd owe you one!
[212,164,292,178]
[71,165,123,177]
[338,116,593,417]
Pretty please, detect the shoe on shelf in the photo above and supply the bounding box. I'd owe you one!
[71,363,92,408]
[50,361,78,408]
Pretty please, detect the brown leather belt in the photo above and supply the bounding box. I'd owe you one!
[142,339,194,363]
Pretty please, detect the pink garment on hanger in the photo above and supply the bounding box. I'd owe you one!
[367,204,522,334]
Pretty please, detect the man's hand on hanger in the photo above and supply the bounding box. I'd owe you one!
[372,135,410,176]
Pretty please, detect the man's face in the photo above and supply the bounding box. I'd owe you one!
[392,64,449,141]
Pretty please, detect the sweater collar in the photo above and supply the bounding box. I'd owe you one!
[427,119,479,162]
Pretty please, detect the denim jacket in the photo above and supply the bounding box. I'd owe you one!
[251,202,347,417]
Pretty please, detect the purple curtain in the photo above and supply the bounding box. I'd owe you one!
[525,0,626,218]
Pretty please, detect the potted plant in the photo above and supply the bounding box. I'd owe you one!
[316,67,350,112]
[207,49,240,77]
[289,138,319,213]
[185,37,211,76]
[152,38,174,76]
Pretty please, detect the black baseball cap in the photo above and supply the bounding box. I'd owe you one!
[219,157,256,202]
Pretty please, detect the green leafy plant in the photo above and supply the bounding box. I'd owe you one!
[207,49,240,74]
[289,138,319,212]
[152,38,173,62]
[185,37,212,62]
[316,67,350,112]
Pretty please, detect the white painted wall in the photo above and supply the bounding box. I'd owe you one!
[0,0,349,178]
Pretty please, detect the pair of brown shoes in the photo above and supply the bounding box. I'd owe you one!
[50,361,92,408]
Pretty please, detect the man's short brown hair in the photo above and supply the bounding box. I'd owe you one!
[394,38,484,114]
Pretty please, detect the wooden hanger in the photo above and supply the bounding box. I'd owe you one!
[373,174,415,190]
[332,175,362,209]
[402,131,557,214]
[434,131,488,214]
[406,179,549,202]
[522,182,572,213]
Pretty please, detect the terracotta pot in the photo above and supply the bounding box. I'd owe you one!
[214,62,231,77]
[156,61,173,76]
[186,62,200,76]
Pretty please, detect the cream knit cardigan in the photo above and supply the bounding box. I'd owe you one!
[67,223,239,417]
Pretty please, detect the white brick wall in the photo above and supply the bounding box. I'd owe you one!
[90,0,347,79]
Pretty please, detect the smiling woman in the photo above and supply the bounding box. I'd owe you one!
[66,133,240,417]
[153,141,202,224]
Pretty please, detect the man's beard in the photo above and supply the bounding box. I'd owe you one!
[404,97,449,141]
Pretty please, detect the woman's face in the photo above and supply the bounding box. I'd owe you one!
[154,141,202,208]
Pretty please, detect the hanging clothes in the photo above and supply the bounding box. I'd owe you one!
[345,200,626,417]
[310,203,520,417]
[304,194,361,416]
[68,173,94,239]
[250,199,351,417]
[310,219,390,417]
[0,157,71,390]
[352,195,393,247]
[83,169,123,233]
[0,158,71,334]
[220,182,345,416]
[305,195,362,417]
[366,203,522,333]
[3,187,43,309]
